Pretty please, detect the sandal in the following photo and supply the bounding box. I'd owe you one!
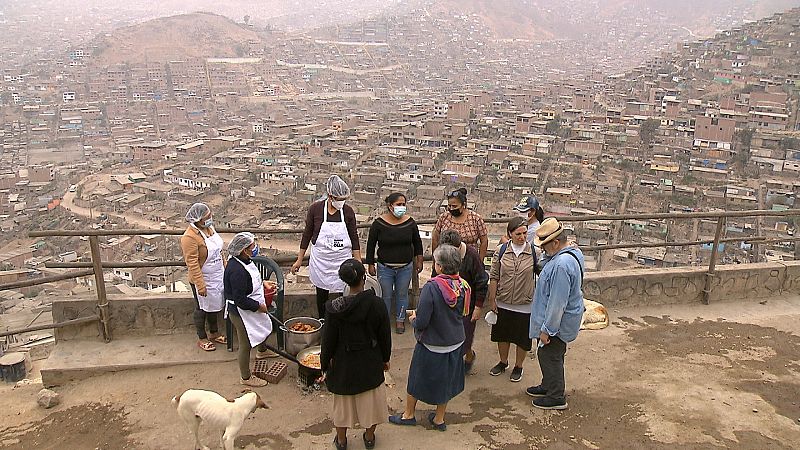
[388,414,417,426]
[211,335,227,345]
[197,340,216,352]
[362,432,375,449]
[333,436,347,450]
[464,350,476,374]
[427,412,446,431]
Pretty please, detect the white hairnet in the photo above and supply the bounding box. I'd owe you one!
[185,203,210,223]
[326,175,350,198]
[228,232,255,256]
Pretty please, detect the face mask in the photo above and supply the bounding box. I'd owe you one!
[203,218,213,228]
[251,244,259,258]
[392,206,407,218]
[449,208,463,217]
[332,200,346,210]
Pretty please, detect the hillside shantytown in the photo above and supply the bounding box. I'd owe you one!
[0,6,798,296]
[0,1,799,449]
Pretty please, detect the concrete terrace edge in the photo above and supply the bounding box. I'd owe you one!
[39,263,800,386]
[40,354,237,388]
[48,262,800,341]
[51,290,320,341]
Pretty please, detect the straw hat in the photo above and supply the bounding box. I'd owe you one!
[533,217,563,247]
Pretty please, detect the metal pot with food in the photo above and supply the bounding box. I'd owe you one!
[260,344,323,387]
[295,345,323,386]
[280,317,323,356]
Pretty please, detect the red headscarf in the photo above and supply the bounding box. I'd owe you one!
[431,274,471,317]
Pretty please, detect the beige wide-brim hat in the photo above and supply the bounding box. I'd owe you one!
[534,217,563,247]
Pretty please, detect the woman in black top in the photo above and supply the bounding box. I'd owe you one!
[365,192,423,334]
[321,259,392,450]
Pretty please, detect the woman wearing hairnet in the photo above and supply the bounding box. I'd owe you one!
[291,175,362,319]
[224,232,275,387]
[180,203,226,351]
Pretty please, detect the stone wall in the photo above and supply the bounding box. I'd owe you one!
[52,261,800,341]
[52,290,319,341]
[583,261,800,307]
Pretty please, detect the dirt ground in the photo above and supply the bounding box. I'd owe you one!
[1,296,799,449]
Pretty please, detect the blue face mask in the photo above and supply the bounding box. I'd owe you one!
[392,206,407,218]
[203,218,213,228]
[251,244,259,258]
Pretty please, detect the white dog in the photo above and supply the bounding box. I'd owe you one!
[172,389,268,450]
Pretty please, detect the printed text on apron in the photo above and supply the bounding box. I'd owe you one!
[308,202,353,293]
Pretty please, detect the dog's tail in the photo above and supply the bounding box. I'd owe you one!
[171,391,184,408]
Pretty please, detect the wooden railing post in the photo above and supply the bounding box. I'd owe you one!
[702,217,726,305]
[89,236,112,342]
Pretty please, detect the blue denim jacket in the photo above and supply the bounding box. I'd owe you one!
[529,247,585,343]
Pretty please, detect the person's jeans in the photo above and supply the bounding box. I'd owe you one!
[537,336,567,402]
[377,262,413,322]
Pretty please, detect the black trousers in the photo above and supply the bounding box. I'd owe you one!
[191,284,219,340]
[537,336,567,402]
[315,287,344,319]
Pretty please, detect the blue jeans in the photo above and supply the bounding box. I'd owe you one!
[377,262,413,322]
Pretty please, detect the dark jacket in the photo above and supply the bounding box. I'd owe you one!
[413,280,467,347]
[433,245,488,310]
[223,256,260,315]
[321,289,391,395]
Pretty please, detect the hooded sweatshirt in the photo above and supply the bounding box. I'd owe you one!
[320,289,392,395]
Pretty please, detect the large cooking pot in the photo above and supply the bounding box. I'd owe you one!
[281,317,323,356]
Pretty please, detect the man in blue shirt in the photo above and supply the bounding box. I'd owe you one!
[527,217,585,410]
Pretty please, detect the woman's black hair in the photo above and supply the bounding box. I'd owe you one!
[384,192,406,205]
[534,206,545,224]
[507,216,528,236]
[446,187,468,205]
[338,258,366,287]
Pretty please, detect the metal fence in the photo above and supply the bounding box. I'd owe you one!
[1,208,798,341]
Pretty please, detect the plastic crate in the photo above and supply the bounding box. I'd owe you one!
[254,360,287,384]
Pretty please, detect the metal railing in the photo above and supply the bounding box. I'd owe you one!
[1,208,798,341]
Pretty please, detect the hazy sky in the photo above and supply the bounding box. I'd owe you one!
[1,0,799,65]
[3,0,799,33]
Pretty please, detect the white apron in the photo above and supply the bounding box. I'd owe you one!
[227,257,273,348]
[193,225,225,313]
[308,202,352,293]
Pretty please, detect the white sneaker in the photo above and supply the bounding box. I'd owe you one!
[240,376,268,387]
